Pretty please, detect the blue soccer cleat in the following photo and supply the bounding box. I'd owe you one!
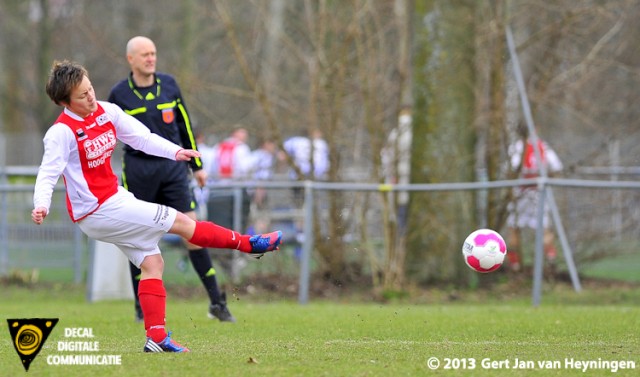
[248,230,282,258]
[143,332,190,353]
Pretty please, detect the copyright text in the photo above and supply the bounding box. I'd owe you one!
[426,357,636,373]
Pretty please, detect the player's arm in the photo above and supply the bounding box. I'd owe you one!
[104,102,197,161]
[175,149,201,161]
[32,125,72,224]
[32,207,48,225]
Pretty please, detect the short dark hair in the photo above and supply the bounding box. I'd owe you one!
[45,60,88,106]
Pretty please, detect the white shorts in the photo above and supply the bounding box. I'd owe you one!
[78,187,177,268]
[506,188,551,229]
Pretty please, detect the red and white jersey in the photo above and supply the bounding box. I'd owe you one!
[509,138,563,178]
[216,138,240,178]
[210,137,253,180]
[34,101,182,222]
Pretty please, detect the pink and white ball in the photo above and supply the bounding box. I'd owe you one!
[462,229,507,273]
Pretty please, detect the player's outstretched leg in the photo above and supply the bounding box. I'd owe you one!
[187,221,282,258]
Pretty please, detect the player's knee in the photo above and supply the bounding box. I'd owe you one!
[170,212,196,238]
[140,254,164,278]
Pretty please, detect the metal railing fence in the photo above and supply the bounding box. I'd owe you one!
[2,177,640,306]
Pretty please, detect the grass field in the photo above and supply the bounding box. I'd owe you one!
[1,284,639,377]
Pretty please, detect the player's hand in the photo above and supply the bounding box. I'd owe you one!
[32,207,48,225]
[175,149,201,161]
[193,169,208,188]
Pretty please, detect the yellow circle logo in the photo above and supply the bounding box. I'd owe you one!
[14,324,43,356]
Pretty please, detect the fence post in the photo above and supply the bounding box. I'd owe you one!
[532,181,547,307]
[298,180,314,304]
[231,187,243,283]
[547,188,581,292]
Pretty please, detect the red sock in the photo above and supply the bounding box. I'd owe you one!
[188,221,252,252]
[138,278,167,343]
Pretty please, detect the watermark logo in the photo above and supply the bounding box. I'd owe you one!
[7,318,59,371]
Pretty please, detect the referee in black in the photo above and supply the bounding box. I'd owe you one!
[108,36,235,322]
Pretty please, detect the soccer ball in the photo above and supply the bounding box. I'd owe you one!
[462,229,507,273]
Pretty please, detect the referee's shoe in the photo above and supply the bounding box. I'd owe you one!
[208,292,236,322]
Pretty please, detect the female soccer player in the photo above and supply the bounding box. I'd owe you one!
[32,60,282,353]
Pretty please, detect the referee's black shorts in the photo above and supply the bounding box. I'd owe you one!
[122,153,195,213]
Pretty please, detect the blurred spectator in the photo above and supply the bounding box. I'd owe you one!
[210,127,253,181]
[282,129,330,180]
[281,128,330,205]
[250,138,277,210]
[309,129,330,180]
[381,106,413,234]
[506,124,563,273]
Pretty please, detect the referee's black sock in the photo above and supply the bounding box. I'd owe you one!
[188,248,222,305]
[129,262,143,319]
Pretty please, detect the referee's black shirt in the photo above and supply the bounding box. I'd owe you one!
[108,72,202,172]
